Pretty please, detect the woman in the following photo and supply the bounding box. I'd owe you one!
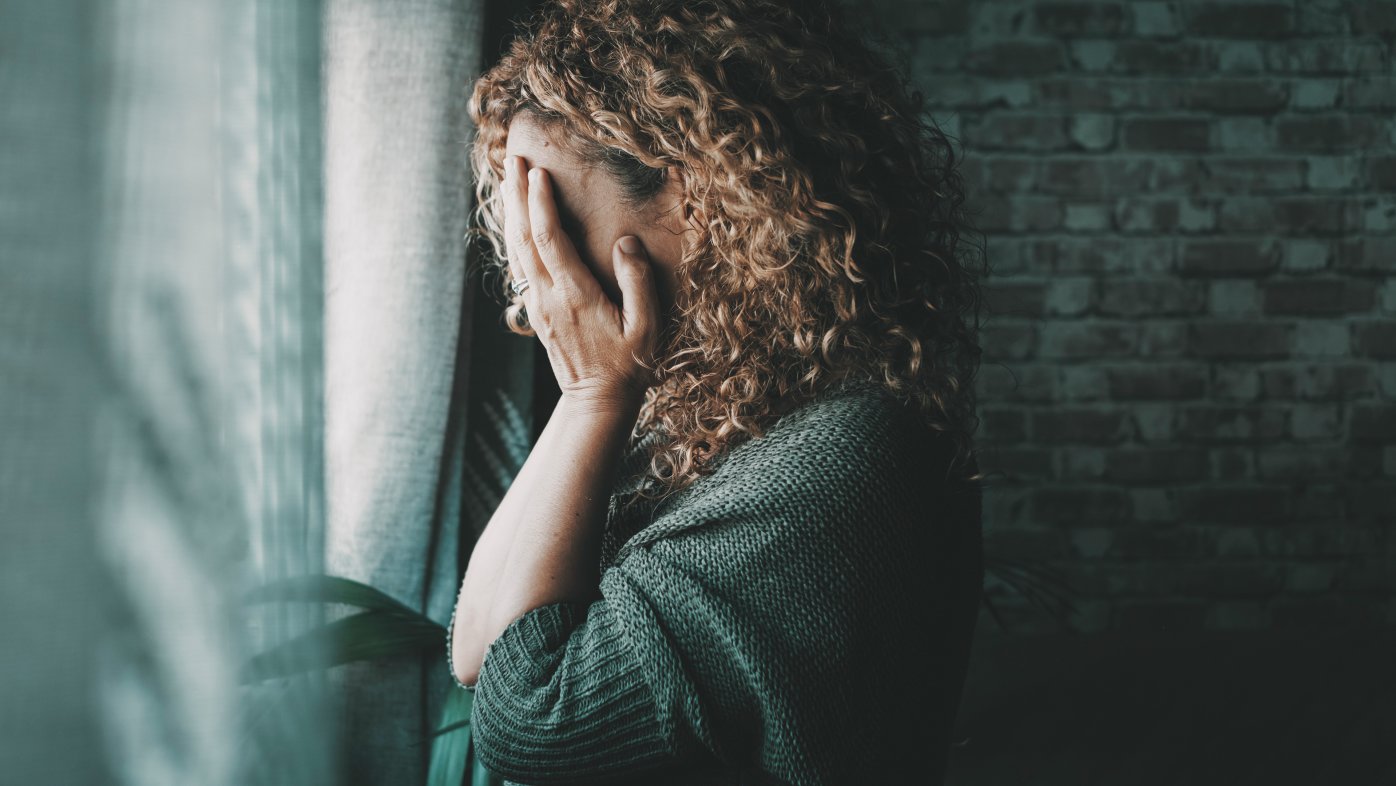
[447,0,986,783]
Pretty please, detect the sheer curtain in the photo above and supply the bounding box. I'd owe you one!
[321,1,492,783]
[0,0,534,784]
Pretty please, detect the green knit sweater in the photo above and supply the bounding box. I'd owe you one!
[448,379,984,785]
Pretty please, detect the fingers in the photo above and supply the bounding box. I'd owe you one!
[612,235,659,341]
[502,155,549,297]
[527,167,601,301]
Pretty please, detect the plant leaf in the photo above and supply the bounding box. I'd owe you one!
[240,609,446,683]
[426,686,474,786]
[243,574,424,619]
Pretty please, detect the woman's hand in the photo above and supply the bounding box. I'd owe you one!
[502,154,661,414]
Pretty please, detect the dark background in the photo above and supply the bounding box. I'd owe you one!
[495,0,1396,782]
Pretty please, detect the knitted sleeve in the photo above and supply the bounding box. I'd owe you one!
[467,555,708,783]
[468,390,973,784]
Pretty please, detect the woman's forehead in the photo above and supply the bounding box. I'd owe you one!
[503,115,612,226]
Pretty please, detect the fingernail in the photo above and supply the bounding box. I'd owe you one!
[528,168,540,184]
[620,236,641,254]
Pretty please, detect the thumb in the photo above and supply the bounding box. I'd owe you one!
[614,235,658,338]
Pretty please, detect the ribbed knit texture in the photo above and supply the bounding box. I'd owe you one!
[462,379,984,785]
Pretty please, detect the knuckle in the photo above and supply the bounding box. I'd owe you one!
[531,226,555,249]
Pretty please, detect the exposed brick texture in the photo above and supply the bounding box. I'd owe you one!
[862,0,1394,633]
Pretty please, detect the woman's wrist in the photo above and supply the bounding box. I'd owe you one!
[556,386,645,428]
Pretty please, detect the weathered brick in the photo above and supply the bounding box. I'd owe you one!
[1335,238,1396,273]
[1364,197,1396,233]
[1132,1,1180,38]
[1292,79,1342,110]
[1033,487,1133,525]
[892,0,1391,633]
[1262,279,1376,315]
[985,281,1047,319]
[975,195,1064,232]
[1137,321,1188,357]
[1210,447,1255,480]
[1292,321,1350,357]
[1350,404,1396,442]
[963,41,1065,76]
[1179,239,1281,276]
[1264,39,1387,73]
[961,157,1038,192]
[1213,365,1261,400]
[1200,157,1304,193]
[1039,322,1137,358]
[1115,198,1216,234]
[1120,117,1210,151]
[1102,447,1209,482]
[1208,280,1261,317]
[1259,363,1377,400]
[1059,367,1110,401]
[1289,404,1343,441]
[1354,320,1396,358]
[1105,365,1207,400]
[1276,116,1386,151]
[1281,239,1332,273]
[981,323,1037,360]
[1044,278,1096,315]
[1175,486,1294,525]
[904,0,971,34]
[1349,2,1396,35]
[1031,409,1131,444]
[963,113,1070,150]
[1186,3,1294,38]
[1273,197,1362,236]
[1060,446,1107,478]
[1306,155,1360,190]
[1110,528,1211,558]
[1184,80,1290,114]
[1031,2,1128,36]
[1342,77,1396,110]
[1188,321,1291,358]
[977,363,1057,402]
[980,447,1054,480]
[1258,447,1358,480]
[1036,237,1175,275]
[1177,405,1287,442]
[1110,40,1212,73]
[1368,155,1396,191]
[1062,202,1112,231]
[1098,279,1206,317]
[1211,40,1264,72]
[981,407,1028,442]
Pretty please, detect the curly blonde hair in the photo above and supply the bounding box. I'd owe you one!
[466,0,986,506]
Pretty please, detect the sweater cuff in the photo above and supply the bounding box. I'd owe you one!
[469,597,677,782]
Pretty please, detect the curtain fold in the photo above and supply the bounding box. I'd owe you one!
[0,0,334,784]
[321,2,493,783]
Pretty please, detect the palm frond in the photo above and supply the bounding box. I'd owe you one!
[240,610,445,683]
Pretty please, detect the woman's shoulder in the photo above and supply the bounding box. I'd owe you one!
[703,378,944,488]
[607,380,956,560]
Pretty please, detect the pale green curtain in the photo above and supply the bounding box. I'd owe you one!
[0,0,546,783]
[2,0,334,781]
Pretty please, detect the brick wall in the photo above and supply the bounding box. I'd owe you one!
[863,0,1395,633]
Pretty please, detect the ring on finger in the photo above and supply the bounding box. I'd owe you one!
[510,276,531,297]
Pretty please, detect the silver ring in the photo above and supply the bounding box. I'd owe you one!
[510,277,530,297]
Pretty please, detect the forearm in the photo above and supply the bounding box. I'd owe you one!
[452,393,639,684]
